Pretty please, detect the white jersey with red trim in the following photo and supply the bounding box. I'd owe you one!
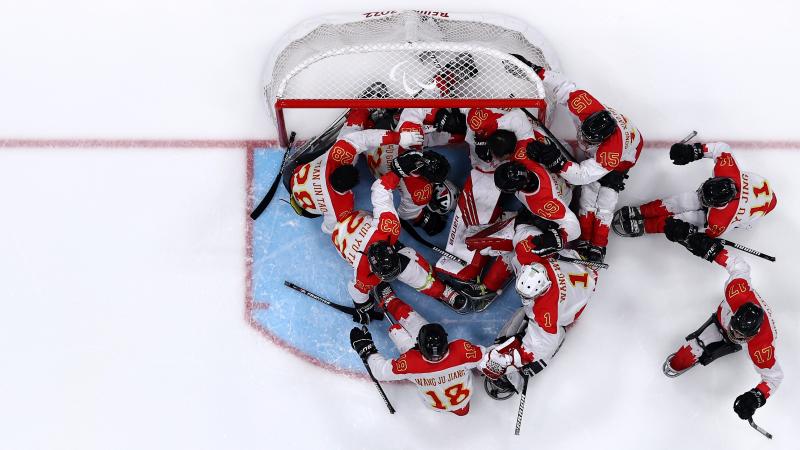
[541,70,643,184]
[330,172,403,303]
[366,107,461,179]
[290,129,405,234]
[511,249,599,365]
[713,251,782,398]
[701,143,778,237]
[512,145,579,242]
[461,107,537,172]
[367,339,484,413]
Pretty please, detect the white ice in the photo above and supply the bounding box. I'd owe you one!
[0,1,798,449]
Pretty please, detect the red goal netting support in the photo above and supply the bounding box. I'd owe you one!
[263,11,561,148]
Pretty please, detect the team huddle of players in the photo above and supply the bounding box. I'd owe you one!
[284,58,782,424]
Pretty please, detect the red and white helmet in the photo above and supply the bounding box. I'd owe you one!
[515,263,552,306]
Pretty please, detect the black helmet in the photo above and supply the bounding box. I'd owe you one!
[729,302,764,343]
[418,151,450,184]
[487,129,518,159]
[579,110,616,145]
[330,164,360,193]
[366,240,402,281]
[494,161,538,194]
[698,177,738,208]
[417,323,449,362]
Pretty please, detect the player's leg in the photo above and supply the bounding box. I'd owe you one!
[664,315,730,377]
[577,181,601,243]
[641,191,703,234]
[589,184,619,249]
[397,247,466,311]
[435,169,502,280]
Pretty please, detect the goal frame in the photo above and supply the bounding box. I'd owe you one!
[264,11,562,148]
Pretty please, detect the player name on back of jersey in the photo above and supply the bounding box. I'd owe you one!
[414,368,466,387]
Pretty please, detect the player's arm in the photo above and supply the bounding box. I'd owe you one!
[526,135,612,185]
[337,108,373,137]
[341,129,422,155]
[496,109,535,140]
[349,327,407,381]
[734,330,782,420]
[714,250,752,286]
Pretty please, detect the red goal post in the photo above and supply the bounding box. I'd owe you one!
[263,11,562,148]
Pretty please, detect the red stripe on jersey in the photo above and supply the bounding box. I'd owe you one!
[392,340,483,375]
[532,276,560,334]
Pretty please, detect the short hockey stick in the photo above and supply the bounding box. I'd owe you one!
[514,374,530,436]
[250,131,297,220]
[358,325,397,414]
[284,281,383,320]
[678,130,698,145]
[719,239,776,262]
[284,281,356,315]
[400,219,469,266]
[553,254,609,270]
[748,418,773,439]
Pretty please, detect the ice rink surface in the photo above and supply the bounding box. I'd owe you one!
[1,1,799,449]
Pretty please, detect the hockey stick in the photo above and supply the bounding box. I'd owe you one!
[400,219,469,266]
[284,281,384,321]
[520,108,577,164]
[250,131,297,220]
[514,374,530,436]
[678,130,698,145]
[748,418,773,439]
[357,325,397,414]
[553,254,609,270]
[719,239,776,262]
[284,281,356,315]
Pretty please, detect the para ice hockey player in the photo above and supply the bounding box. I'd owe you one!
[433,107,542,281]
[481,246,599,395]
[526,68,643,263]
[349,285,486,415]
[613,142,777,240]
[662,233,782,422]
[331,152,469,320]
[288,126,424,234]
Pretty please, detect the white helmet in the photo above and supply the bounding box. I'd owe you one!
[427,180,459,215]
[515,263,552,306]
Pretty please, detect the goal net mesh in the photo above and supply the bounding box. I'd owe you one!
[265,11,553,108]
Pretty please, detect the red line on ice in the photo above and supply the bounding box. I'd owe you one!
[5,136,799,380]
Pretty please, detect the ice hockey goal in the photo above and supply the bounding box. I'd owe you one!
[263,11,561,147]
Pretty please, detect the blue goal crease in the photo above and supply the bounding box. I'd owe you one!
[251,146,520,373]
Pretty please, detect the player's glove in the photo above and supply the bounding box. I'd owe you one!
[418,150,450,184]
[684,232,724,262]
[474,139,492,163]
[528,229,564,257]
[664,217,697,243]
[520,360,547,378]
[598,170,629,192]
[670,142,704,165]
[351,297,381,325]
[415,209,448,236]
[733,388,766,420]
[398,130,424,149]
[526,138,566,172]
[481,348,513,380]
[434,108,467,135]
[349,327,378,362]
[391,151,425,177]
